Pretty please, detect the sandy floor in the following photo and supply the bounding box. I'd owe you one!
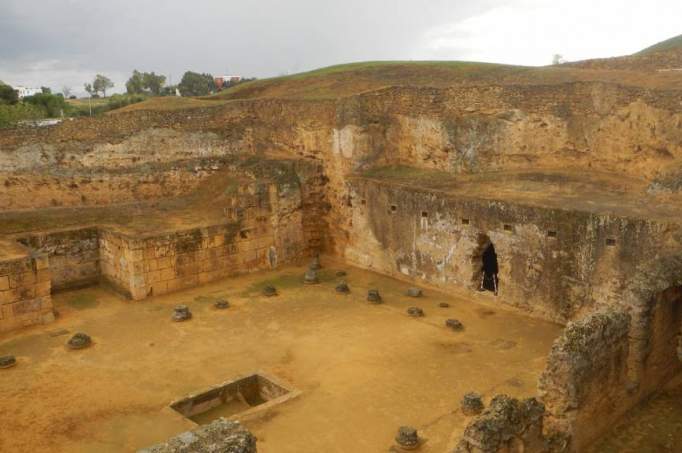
[0,259,562,453]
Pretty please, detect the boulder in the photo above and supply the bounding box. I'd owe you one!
[455,395,546,453]
[67,333,92,350]
[214,299,230,310]
[304,268,319,284]
[407,307,425,317]
[395,426,421,450]
[446,319,464,331]
[172,305,192,322]
[336,281,350,294]
[367,289,382,304]
[0,355,16,369]
[262,285,277,297]
[461,392,485,416]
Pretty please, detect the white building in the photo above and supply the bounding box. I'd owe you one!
[15,86,42,99]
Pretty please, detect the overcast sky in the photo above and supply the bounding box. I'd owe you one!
[1,0,681,95]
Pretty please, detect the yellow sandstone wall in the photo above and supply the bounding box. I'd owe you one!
[0,252,53,332]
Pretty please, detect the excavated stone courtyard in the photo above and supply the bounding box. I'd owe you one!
[3,38,682,452]
[0,261,562,452]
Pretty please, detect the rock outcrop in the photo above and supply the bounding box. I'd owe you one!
[139,418,256,453]
[455,395,548,453]
[538,308,631,451]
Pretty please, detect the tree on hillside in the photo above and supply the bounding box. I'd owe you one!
[0,82,19,104]
[178,71,214,96]
[552,54,565,65]
[61,86,72,98]
[143,72,166,95]
[160,85,179,96]
[84,83,95,97]
[126,70,166,96]
[92,74,114,97]
[126,70,145,94]
[23,92,67,117]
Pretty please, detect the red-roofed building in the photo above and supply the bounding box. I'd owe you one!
[214,75,242,90]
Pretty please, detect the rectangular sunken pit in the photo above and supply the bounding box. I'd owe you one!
[170,372,300,425]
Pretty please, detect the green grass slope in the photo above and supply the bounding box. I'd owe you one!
[208,57,682,102]
[110,40,682,112]
[208,60,531,101]
[637,34,682,55]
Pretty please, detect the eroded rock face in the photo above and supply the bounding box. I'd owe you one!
[139,418,256,453]
[455,395,547,453]
[538,308,631,451]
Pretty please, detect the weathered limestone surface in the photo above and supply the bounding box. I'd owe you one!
[99,221,271,300]
[538,309,631,451]
[19,228,100,291]
[0,158,328,330]
[455,395,547,453]
[329,84,682,179]
[0,249,53,332]
[1,66,682,450]
[139,418,256,453]
[619,254,682,388]
[345,178,675,323]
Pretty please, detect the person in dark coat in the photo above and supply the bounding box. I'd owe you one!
[480,244,499,295]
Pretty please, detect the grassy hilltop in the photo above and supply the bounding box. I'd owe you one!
[637,33,682,55]
[114,33,682,112]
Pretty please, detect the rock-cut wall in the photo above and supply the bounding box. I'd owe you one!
[0,251,53,333]
[538,309,632,451]
[0,158,330,331]
[344,178,676,323]
[18,228,100,291]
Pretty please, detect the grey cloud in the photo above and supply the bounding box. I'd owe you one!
[0,0,497,93]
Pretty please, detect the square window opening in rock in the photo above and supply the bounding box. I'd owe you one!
[170,373,298,425]
[606,238,617,246]
[547,230,558,238]
[461,218,470,225]
[390,205,397,213]
[421,211,428,218]
[504,224,513,232]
